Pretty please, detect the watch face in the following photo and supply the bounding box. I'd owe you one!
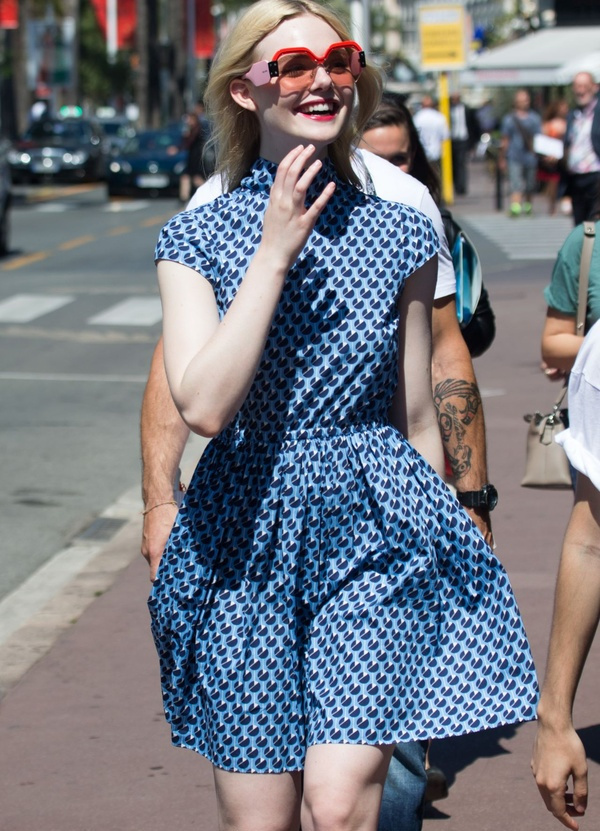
[486,485,498,510]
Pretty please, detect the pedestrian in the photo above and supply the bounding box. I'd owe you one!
[531,319,600,831]
[412,94,449,174]
[147,2,538,827]
[358,94,441,205]
[563,71,600,226]
[475,98,498,135]
[142,97,492,831]
[178,100,215,203]
[538,100,569,216]
[449,92,479,195]
[541,201,600,379]
[499,89,542,217]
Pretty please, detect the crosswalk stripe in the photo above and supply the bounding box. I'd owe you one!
[34,203,74,212]
[461,214,573,260]
[0,293,75,323]
[87,297,162,326]
[0,371,147,382]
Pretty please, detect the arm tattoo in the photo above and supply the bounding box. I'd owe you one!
[433,378,482,482]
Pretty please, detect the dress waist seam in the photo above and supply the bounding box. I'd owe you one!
[216,419,393,450]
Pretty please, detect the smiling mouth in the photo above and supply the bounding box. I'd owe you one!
[296,101,339,116]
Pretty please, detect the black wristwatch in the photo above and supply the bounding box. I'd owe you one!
[456,484,498,511]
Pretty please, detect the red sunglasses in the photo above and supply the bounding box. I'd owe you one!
[242,41,365,91]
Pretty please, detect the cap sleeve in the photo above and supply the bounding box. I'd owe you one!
[155,210,219,288]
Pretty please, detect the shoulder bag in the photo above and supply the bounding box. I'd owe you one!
[521,222,595,488]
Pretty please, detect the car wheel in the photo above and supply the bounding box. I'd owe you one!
[0,198,11,256]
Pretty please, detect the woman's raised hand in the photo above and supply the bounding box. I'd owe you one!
[260,144,336,275]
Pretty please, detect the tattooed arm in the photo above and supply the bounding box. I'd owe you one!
[431,295,493,544]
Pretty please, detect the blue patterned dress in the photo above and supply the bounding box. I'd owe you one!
[150,158,538,773]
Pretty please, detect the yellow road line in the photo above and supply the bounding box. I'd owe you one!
[1,251,49,270]
[58,235,97,250]
[26,183,100,203]
[140,215,172,228]
[107,226,132,236]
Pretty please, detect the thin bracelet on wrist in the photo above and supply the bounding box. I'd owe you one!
[141,500,178,516]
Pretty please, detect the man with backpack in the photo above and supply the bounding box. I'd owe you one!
[499,89,542,217]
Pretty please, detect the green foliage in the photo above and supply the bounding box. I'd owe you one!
[28,0,66,18]
[79,0,133,105]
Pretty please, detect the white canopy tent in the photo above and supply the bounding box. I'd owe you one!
[465,27,600,87]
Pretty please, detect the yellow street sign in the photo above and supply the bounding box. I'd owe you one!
[418,3,467,71]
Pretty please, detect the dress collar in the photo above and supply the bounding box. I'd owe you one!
[240,156,342,197]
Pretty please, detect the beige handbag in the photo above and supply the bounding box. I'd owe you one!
[521,222,596,489]
[521,385,571,488]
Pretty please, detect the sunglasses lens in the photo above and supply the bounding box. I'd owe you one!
[277,48,359,91]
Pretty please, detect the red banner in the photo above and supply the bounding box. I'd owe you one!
[195,0,215,59]
[0,0,18,29]
[89,0,136,50]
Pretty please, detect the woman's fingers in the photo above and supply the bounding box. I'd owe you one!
[306,180,336,217]
[261,144,336,269]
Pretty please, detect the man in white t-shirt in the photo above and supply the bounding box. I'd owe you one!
[532,320,600,830]
[413,96,450,169]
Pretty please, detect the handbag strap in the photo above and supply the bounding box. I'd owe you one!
[577,221,596,334]
[552,383,568,412]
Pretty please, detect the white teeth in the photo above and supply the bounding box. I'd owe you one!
[302,103,334,114]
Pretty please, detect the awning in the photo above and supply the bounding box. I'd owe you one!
[466,26,600,87]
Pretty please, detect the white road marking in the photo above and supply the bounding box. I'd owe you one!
[104,200,152,212]
[0,293,75,323]
[0,372,147,382]
[87,297,162,326]
[34,203,73,212]
[460,214,573,261]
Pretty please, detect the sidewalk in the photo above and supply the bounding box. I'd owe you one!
[1,162,598,830]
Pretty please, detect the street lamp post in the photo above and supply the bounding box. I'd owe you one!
[349,0,370,57]
[107,0,117,63]
[186,0,196,112]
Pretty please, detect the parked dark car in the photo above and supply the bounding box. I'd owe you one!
[8,117,109,183]
[106,127,186,198]
[0,137,12,255]
[97,115,136,152]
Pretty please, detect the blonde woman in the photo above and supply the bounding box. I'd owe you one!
[149,2,538,829]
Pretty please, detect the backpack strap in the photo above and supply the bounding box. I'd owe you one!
[577,222,596,334]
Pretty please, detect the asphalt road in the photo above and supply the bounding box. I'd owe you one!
[0,183,180,602]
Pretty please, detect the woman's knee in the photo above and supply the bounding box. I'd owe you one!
[214,768,301,831]
[302,786,359,831]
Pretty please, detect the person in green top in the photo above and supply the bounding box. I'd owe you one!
[542,213,600,379]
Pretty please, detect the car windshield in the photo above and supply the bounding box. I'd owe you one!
[27,121,88,141]
[102,121,133,137]
[122,131,181,155]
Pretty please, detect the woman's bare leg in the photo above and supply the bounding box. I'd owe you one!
[213,767,302,831]
[302,744,394,831]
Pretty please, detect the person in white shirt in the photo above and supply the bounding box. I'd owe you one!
[449,93,478,195]
[564,72,600,225]
[532,319,600,831]
[413,95,449,171]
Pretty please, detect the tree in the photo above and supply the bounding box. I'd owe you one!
[78,0,133,110]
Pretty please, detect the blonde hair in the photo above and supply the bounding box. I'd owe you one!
[204,0,382,190]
